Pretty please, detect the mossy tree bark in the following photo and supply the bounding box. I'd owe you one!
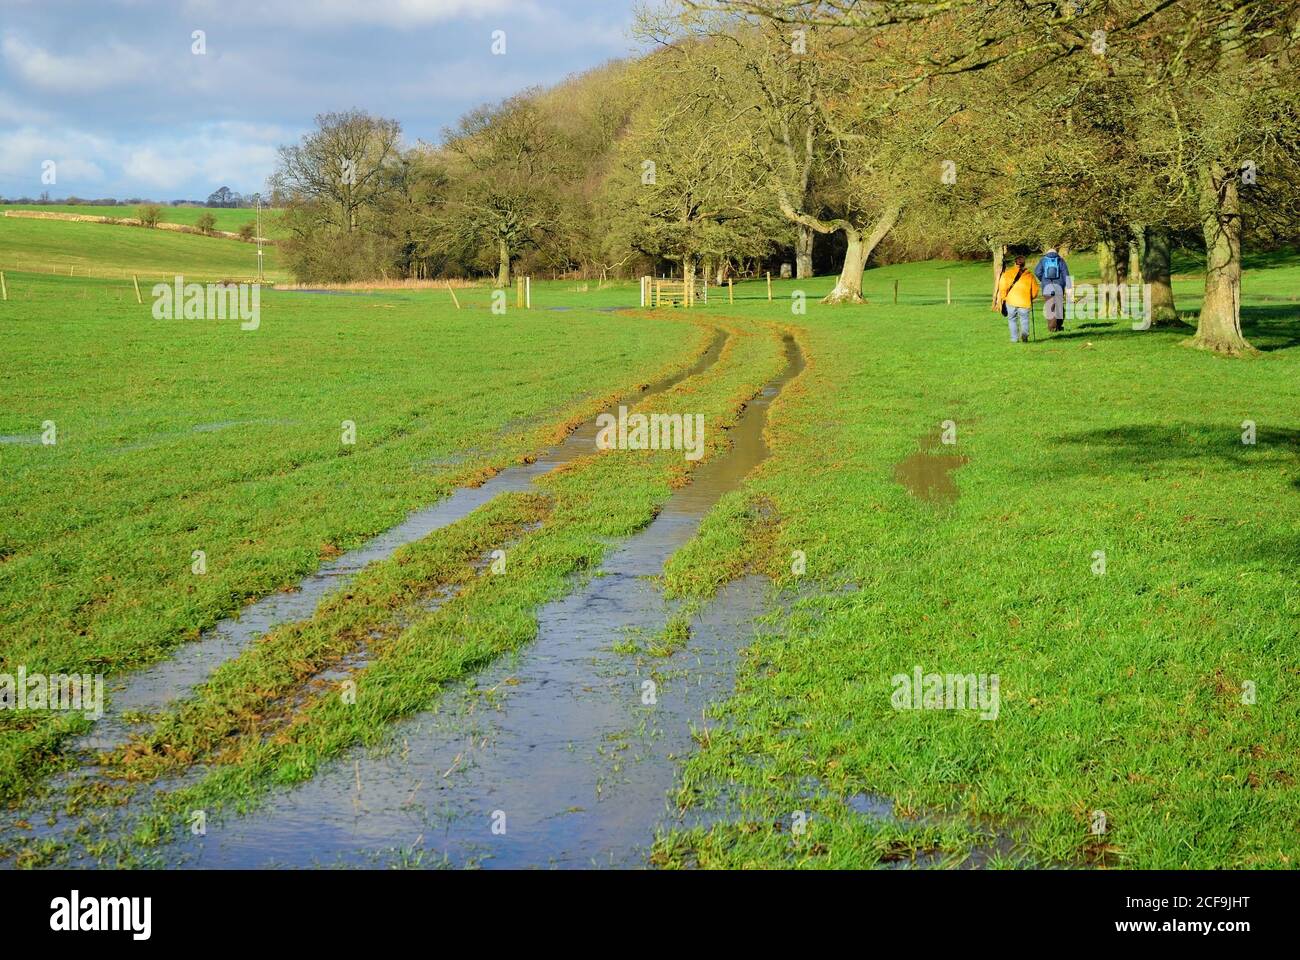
[497,238,511,288]
[1128,226,1144,282]
[990,241,1006,305]
[1187,162,1255,355]
[796,224,814,280]
[1142,226,1181,326]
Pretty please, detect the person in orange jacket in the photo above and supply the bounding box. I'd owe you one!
[995,255,1041,343]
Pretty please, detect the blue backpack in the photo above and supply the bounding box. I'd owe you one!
[1041,253,1062,282]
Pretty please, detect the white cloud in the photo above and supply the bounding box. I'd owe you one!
[0,122,286,196]
[181,0,529,28]
[0,91,52,126]
[395,62,547,103]
[0,127,109,186]
[122,126,283,191]
[1,32,151,93]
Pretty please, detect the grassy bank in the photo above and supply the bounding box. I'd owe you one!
[0,214,284,281]
[2,204,281,236]
[655,254,1300,868]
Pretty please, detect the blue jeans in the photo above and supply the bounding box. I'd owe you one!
[1006,305,1030,341]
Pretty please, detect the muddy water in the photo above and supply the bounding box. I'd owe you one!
[66,329,727,758]
[893,431,969,504]
[157,335,804,869]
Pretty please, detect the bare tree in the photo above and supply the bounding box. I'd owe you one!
[272,110,402,234]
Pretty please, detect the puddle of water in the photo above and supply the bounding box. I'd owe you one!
[107,419,295,455]
[0,328,732,860]
[846,792,897,820]
[190,420,259,433]
[0,548,517,861]
[148,334,803,869]
[893,431,968,504]
[59,329,727,759]
[173,576,770,869]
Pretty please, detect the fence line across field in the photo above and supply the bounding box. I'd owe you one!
[0,264,1120,314]
[0,259,268,284]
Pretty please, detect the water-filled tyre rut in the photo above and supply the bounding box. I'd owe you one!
[164,334,805,868]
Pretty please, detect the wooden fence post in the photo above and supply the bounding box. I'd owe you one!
[728,278,733,304]
[0,271,7,301]
[132,275,142,305]
[947,278,952,305]
[446,281,461,309]
[766,271,772,301]
[893,279,899,304]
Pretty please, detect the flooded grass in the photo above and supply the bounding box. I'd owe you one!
[0,273,715,805]
[152,338,803,868]
[1,318,790,867]
[6,256,1298,870]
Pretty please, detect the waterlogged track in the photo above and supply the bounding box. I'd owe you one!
[0,326,727,855]
[64,327,728,760]
[158,335,805,868]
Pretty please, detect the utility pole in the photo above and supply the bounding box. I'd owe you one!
[255,195,264,282]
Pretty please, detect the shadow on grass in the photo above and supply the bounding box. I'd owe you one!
[1050,422,1300,492]
[1242,248,1300,271]
[1242,304,1300,353]
[1030,304,1300,352]
[1037,323,1176,344]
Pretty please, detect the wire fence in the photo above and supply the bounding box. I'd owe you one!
[0,259,272,284]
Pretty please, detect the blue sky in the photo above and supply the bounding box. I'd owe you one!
[0,0,646,200]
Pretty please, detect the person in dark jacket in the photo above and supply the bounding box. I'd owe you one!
[1034,248,1072,333]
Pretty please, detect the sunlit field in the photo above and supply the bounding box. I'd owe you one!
[2,241,1296,868]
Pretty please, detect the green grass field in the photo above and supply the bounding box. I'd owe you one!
[1,204,278,235]
[0,213,284,282]
[657,259,1300,869]
[1,233,1296,868]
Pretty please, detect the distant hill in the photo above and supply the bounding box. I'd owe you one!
[0,204,282,237]
[0,211,284,282]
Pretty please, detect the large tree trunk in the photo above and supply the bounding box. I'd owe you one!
[1114,234,1131,285]
[1142,226,1180,326]
[1188,163,1254,355]
[1097,239,1117,284]
[823,228,865,304]
[796,224,814,279]
[990,242,1007,305]
[1097,239,1119,317]
[822,206,900,305]
[497,239,510,288]
[683,254,697,306]
[1128,227,1144,282]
